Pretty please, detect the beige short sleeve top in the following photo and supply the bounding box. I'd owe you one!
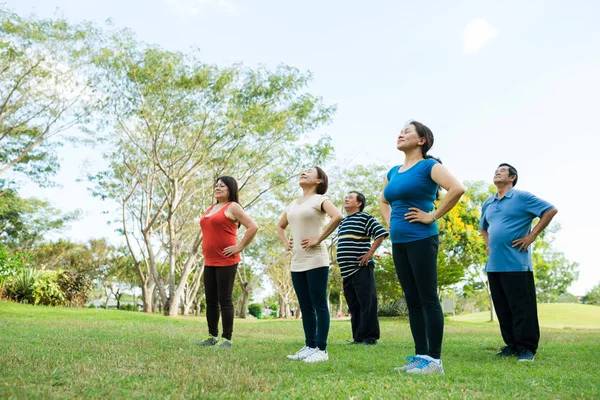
[285,194,331,272]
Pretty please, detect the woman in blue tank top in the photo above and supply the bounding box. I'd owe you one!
[380,121,464,375]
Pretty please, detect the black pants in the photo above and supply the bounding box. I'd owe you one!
[392,235,444,359]
[204,264,238,340]
[488,271,540,354]
[343,264,380,343]
[291,267,330,350]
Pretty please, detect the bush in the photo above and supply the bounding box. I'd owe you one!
[87,303,97,309]
[0,245,33,300]
[248,303,262,317]
[57,271,92,307]
[33,270,65,306]
[378,298,408,317]
[6,267,37,304]
[120,303,138,312]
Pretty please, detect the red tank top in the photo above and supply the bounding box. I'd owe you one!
[200,202,241,266]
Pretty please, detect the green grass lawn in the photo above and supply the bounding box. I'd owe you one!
[452,303,600,329]
[1,301,599,399]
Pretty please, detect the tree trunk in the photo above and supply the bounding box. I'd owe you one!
[141,280,155,313]
[238,284,249,318]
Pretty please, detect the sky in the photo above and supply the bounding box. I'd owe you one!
[6,0,600,295]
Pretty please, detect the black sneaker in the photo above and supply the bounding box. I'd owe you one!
[196,335,218,346]
[494,346,517,357]
[361,339,377,346]
[518,349,535,362]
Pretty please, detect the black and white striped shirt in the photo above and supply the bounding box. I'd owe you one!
[336,212,388,279]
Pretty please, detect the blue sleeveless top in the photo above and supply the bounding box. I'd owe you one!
[383,159,439,243]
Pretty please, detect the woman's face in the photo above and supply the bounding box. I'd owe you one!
[214,180,230,201]
[396,124,425,151]
[299,168,321,187]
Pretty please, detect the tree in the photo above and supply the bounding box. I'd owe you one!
[0,9,98,186]
[533,224,579,303]
[89,33,334,316]
[0,185,79,250]
[373,251,403,304]
[581,283,600,306]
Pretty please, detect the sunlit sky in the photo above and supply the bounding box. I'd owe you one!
[8,0,600,294]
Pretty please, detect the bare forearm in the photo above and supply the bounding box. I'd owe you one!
[238,225,258,249]
[369,236,386,254]
[318,216,343,243]
[380,200,391,227]
[433,186,464,220]
[531,208,558,236]
[481,230,489,248]
[276,226,288,246]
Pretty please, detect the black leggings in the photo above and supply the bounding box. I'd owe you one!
[392,235,444,359]
[204,264,238,340]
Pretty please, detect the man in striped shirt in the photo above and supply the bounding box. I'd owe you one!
[337,191,388,345]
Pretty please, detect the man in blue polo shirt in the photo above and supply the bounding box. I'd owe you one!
[480,163,558,362]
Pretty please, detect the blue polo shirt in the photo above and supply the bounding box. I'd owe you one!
[384,159,439,243]
[480,189,554,272]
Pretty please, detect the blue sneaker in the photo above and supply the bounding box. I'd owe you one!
[406,359,445,375]
[393,356,426,372]
[518,349,535,362]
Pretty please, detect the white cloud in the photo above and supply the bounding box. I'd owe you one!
[461,18,498,55]
[165,0,238,18]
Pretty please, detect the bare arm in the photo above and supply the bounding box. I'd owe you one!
[276,212,293,251]
[481,229,489,255]
[301,199,344,249]
[379,177,391,227]
[223,203,259,256]
[358,235,387,266]
[405,163,465,224]
[512,207,558,252]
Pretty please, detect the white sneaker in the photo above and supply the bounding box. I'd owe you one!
[393,356,426,372]
[303,349,329,363]
[286,346,317,360]
[406,359,445,375]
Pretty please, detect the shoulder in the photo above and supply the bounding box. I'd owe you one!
[386,165,400,180]
[424,158,439,167]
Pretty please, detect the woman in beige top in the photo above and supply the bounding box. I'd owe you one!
[276,166,343,363]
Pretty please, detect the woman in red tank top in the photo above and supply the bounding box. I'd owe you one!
[197,176,258,348]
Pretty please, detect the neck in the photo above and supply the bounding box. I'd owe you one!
[301,186,318,197]
[496,184,512,198]
[216,199,229,204]
[346,209,359,216]
[402,147,424,167]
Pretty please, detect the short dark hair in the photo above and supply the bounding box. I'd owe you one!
[498,163,518,187]
[314,166,329,195]
[349,191,366,212]
[216,176,239,203]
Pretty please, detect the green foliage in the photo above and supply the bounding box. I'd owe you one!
[533,224,579,303]
[119,303,138,312]
[57,271,92,307]
[247,303,262,318]
[6,267,37,303]
[581,282,600,306]
[373,252,403,304]
[377,299,408,317]
[0,8,99,185]
[32,270,65,306]
[0,185,80,250]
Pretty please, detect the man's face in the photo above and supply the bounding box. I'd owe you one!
[344,192,361,212]
[493,166,515,186]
